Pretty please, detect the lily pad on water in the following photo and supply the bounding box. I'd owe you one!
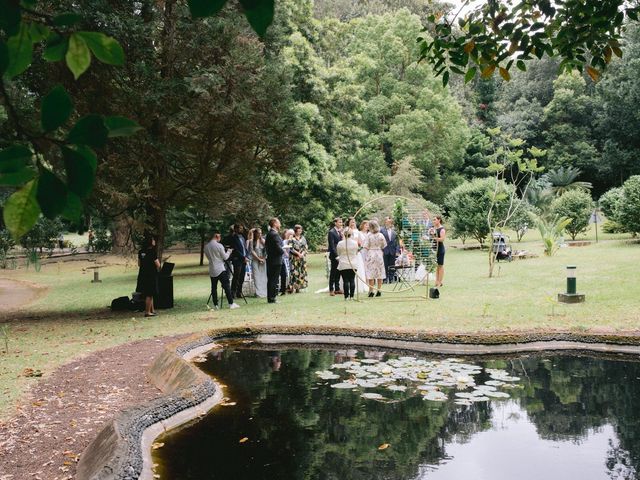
[455,392,475,399]
[361,392,386,400]
[386,385,408,392]
[484,391,510,399]
[331,382,358,389]
[485,380,505,386]
[424,391,448,402]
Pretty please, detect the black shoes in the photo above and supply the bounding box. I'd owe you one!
[368,292,375,297]
[376,291,381,297]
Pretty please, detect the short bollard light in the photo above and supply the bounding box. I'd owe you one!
[558,265,585,303]
[91,269,102,283]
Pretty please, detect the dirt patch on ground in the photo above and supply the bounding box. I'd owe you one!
[0,278,47,313]
[0,334,187,480]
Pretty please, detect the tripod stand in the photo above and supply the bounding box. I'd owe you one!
[206,286,247,309]
[206,262,248,309]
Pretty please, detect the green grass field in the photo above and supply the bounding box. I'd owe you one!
[0,232,639,417]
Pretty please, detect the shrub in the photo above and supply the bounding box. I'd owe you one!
[551,190,593,240]
[602,220,625,234]
[537,216,571,256]
[93,227,112,253]
[445,178,513,245]
[618,176,640,235]
[599,187,624,223]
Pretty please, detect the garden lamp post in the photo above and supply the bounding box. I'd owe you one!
[558,265,585,303]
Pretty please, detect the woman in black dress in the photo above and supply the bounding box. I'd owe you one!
[138,235,161,317]
[430,215,446,287]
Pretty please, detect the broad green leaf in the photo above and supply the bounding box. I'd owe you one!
[65,33,91,79]
[239,0,275,38]
[464,67,477,83]
[0,0,21,37]
[67,114,109,148]
[0,166,36,186]
[3,180,40,240]
[62,145,97,198]
[0,145,32,173]
[188,0,227,17]
[61,190,83,222]
[36,169,68,219]
[442,70,449,87]
[77,31,124,65]
[41,85,73,132]
[28,23,50,43]
[53,13,83,27]
[6,23,33,79]
[104,116,143,137]
[43,34,68,62]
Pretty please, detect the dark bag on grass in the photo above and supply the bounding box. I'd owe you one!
[429,287,440,299]
[111,296,131,311]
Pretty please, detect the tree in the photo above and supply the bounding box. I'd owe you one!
[507,200,535,242]
[543,166,593,197]
[445,177,511,246]
[0,0,277,241]
[599,187,624,222]
[618,175,640,234]
[323,9,469,202]
[595,24,640,189]
[418,1,640,85]
[541,73,601,184]
[551,189,593,240]
[484,129,544,276]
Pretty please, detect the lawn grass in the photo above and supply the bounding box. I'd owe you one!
[1,235,639,417]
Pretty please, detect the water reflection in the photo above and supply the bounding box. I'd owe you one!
[155,348,640,480]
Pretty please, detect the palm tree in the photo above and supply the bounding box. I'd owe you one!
[543,166,592,196]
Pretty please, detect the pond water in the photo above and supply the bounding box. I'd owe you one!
[154,344,640,480]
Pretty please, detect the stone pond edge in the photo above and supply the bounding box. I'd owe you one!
[76,325,640,480]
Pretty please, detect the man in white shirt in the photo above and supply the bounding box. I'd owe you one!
[204,232,240,310]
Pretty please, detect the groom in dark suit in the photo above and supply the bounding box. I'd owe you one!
[265,217,284,304]
[381,217,400,283]
[327,217,343,296]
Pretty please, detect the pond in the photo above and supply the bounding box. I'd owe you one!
[153,344,640,480]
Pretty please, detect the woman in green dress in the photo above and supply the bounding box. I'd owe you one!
[289,224,308,292]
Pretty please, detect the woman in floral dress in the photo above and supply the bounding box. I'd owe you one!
[364,220,387,297]
[289,224,308,292]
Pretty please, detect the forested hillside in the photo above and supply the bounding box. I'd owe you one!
[2,0,639,253]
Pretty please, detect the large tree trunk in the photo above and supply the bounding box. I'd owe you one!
[150,0,176,263]
[151,204,168,262]
[110,214,136,255]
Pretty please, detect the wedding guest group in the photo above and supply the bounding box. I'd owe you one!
[323,212,442,300]
[208,218,310,308]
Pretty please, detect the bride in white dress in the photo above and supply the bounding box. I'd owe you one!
[348,218,369,294]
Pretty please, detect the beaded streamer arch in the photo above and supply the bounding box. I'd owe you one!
[344,195,439,296]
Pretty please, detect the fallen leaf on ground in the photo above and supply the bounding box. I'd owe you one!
[378,443,391,450]
[239,437,249,443]
[151,442,165,450]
